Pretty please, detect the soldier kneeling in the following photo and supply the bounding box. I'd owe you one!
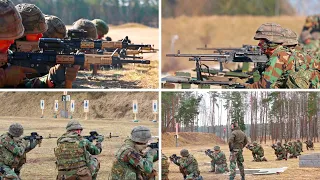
[171,149,203,180]
[206,146,229,173]
[54,120,103,180]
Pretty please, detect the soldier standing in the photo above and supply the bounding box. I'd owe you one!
[207,146,229,173]
[54,120,103,180]
[0,123,40,179]
[229,122,248,180]
[110,126,158,180]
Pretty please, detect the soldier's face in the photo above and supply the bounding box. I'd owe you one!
[26,33,43,42]
[258,39,266,52]
[0,40,14,53]
[134,142,147,152]
[75,129,82,135]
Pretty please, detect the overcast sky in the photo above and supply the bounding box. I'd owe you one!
[289,0,320,15]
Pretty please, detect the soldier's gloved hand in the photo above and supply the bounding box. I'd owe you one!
[29,138,38,149]
[1,66,37,87]
[47,64,65,86]
[97,136,104,143]
[65,65,80,82]
[147,148,158,162]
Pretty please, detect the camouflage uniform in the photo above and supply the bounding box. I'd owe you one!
[248,23,320,89]
[305,140,314,150]
[54,121,102,180]
[251,142,267,162]
[110,126,158,180]
[287,142,298,158]
[0,1,70,88]
[161,153,169,180]
[207,146,228,173]
[0,123,38,180]
[172,149,201,180]
[297,140,303,152]
[228,123,248,180]
[275,142,287,160]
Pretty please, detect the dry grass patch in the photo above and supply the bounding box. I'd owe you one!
[162,132,320,180]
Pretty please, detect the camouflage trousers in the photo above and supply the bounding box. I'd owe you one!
[252,153,266,162]
[276,153,287,160]
[229,149,244,178]
[161,167,169,180]
[185,172,202,180]
[211,161,228,173]
[57,156,100,180]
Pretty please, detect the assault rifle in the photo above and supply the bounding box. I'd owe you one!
[205,149,213,156]
[246,144,254,151]
[271,144,277,150]
[169,154,181,162]
[197,44,261,54]
[0,51,150,75]
[23,132,57,147]
[83,131,119,142]
[148,136,159,149]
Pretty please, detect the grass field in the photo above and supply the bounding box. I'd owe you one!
[161,15,306,75]
[2,117,159,180]
[162,132,320,180]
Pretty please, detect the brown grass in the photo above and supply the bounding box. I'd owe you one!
[162,132,320,180]
[161,15,306,74]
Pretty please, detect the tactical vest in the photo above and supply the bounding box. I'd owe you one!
[0,134,21,168]
[110,144,138,180]
[54,136,87,171]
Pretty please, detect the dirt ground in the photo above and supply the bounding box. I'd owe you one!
[0,92,158,120]
[0,117,158,180]
[162,132,320,180]
[67,24,159,89]
[161,15,306,75]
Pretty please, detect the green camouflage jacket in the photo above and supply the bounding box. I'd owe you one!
[228,127,248,150]
[173,154,199,176]
[208,151,227,165]
[110,139,156,180]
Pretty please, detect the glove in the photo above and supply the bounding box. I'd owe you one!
[97,135,104,143]
[65,65,80,82]
[0,66,37,87]
[147,148,158,162]
[47,64,65,86]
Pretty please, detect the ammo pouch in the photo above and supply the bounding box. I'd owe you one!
[286,69,312,89]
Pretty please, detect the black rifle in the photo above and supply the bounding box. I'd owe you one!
[246,144,254,151]
[0,51,150,75]
[83,131,104,142]
[169,154,181,162]
[23,132,57,147]
[147,142,159,149]
[205,149,213,156]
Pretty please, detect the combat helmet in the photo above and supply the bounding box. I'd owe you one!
[277,141,281,146]
[15,3,47,35]
[8,123,24,137]
[66,120,83,131]
[282,28,298,46]
[253,141,258,146]
[254,23,284,43]
[43,15,66,39]
[91,19,109,37]
[300,30,312,42]
[130,126,151,144]
[214,146,220,151]
[0,0,24,40]
[72,18,97,39]
[180,149,189,157]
